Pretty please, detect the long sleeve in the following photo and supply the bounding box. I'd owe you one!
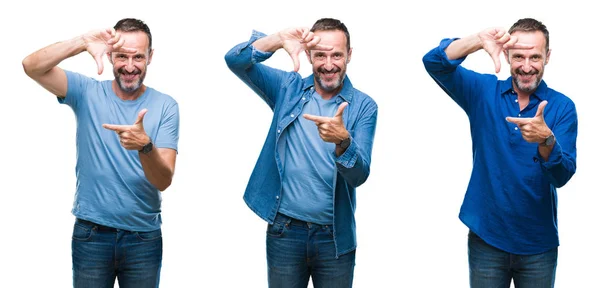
[422,38,496,116]
[335,100,378,188]
[537,100,578,187]
[224,30,293,110]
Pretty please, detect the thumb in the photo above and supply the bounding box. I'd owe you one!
[335,102,348,118]
[291,52,300,72]
[94,54,104,75]
[535,100,548,118]
[135,109,148,125]
[492,52,501,74]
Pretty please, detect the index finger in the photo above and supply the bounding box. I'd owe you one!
[116,46,138,54]
[503,36,535,50]
[310,43,334,51]
[303,114,328,123]
[102,124,129,132]
[505,117,529,126]
[112,38,137,53]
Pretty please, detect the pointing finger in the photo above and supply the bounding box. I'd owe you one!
[102,124,129,132]
[303,114,327,123]
[506,117,527,125]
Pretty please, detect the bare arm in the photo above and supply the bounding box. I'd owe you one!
[22,36,87,97]
[103,109,178,191]
[22,28,135,97]
[140,148,177,191]
[444,34,483,60]
[252,32,284,52]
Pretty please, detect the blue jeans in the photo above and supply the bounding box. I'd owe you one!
[72,218,162,288]
[266,213,355,288]
[468,230,558,288]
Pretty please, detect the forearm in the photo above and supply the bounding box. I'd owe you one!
[444,34,482,60]
[140,149,175,191]
[22,36,86,77]
[335,109,377,188]
[538,143,554,161]
[539,142,576,188]
[252,32,283,52]
[336,145,371,188]
[225,31,287,109]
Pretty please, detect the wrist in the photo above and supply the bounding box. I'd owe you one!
[74,35,89,54]
[336,135,351,150]
[539,132,555,147]
[139,137,153,154]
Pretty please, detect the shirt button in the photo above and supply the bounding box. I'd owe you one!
[518,114,521,117]
[277,129,281,133]
[290,114,294,117]
[302,97,306,100]
[533,157,539,163]
[514,127,518,130]
[275,195,279,200]
[515,99,518,102]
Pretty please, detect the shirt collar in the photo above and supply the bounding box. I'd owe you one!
[303,74,355,103]
[501,77,548,101]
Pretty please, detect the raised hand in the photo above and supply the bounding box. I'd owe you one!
[303,102,349,144]
[103,109,150,151]
[82,28,137,75]
[478,27,534,73]
[506,100,552,143]
[278,27,334,72]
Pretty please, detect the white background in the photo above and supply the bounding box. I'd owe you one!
[1,0,597,287]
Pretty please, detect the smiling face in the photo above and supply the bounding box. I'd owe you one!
[109,31,153,95]
[504,30,551,95]
[306,29,352,99]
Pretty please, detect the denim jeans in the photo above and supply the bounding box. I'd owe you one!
[468,230,558,288]
[266,213,356,288]
[72,218,162,288]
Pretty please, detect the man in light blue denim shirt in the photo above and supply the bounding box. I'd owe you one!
[225,18,377,287]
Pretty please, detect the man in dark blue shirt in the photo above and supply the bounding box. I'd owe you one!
[423,18,577,287]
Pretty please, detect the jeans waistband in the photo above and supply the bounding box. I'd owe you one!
[76,218,120,232]
[275,213,332,228]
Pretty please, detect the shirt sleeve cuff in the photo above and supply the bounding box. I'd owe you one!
[438,38,467,68]
[334,137,358,168]
[537,141,563,169]
[238,30,274,63]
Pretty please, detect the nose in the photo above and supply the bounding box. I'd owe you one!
[123,58,135,72]
[521,58,532,73]
[324,56,335,70]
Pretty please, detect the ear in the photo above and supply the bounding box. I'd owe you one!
[305,50,312,64]
[346,47,353,64]
[147,49,154,65]
[545,48,551,65]
[107,52,113,64]
[503,49,509,64]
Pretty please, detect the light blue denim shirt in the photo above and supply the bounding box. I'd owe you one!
[225,31,378,257]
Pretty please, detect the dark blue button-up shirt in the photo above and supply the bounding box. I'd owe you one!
[225,31,378,257]
[423,38,578,254]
